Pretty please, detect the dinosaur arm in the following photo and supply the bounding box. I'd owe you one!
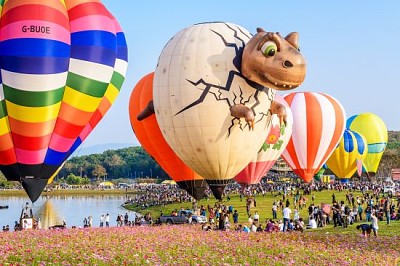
[230,104,254,130]
[270,100,287,126]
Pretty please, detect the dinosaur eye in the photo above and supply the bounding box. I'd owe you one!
[261,41,277,57]
[297,46,301,52]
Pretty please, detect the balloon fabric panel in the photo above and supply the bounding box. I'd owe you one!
[0,0,127,202]
[346,113,387,174]
[234,95,293,186]
[282,92,346,182]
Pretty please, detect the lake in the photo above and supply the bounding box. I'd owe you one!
[0,194,138,230]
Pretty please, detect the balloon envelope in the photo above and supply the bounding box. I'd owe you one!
[0,1,128,202]
[346,113,387,176]
[129,73,207,200]
[281,92,346,182]
[326,129,368,178]
[153,22,274,199]
[234,95,293,186]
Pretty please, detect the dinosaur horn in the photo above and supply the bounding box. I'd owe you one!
[285,32,299,49]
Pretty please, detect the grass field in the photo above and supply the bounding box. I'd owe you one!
[125,189,400,236]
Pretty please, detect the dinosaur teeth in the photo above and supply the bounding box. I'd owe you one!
[283,85,286,88]
[275,83,278,86]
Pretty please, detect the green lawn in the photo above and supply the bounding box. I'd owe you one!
[125,189,400,236]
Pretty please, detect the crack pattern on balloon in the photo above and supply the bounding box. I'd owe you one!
[175,22,271,135]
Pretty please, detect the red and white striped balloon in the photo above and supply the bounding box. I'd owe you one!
[281,92,346,182]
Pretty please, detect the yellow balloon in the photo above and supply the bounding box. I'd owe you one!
[326,129,367,178]
[346,113,388,175]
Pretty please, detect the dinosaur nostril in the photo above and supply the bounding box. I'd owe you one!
[283,60,294,68]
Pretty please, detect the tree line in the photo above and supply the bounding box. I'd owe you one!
[58,146,169,181]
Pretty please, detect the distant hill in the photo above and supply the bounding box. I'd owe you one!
[70,143,135,157]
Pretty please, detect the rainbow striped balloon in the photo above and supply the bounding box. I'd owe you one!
[281,92,346,183]
[0,0,128,202]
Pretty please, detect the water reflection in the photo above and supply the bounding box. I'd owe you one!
[36,201,62,229]
[0,194,135,230]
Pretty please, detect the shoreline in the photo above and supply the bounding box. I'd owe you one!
[0,189,138,197]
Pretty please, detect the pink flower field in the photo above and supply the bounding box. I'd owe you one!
[0,225,399,265]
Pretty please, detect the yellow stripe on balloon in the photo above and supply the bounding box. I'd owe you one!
[104,84,119,104]
[63,86,102,112]
[0,117,11,136]
[6,101,60,123]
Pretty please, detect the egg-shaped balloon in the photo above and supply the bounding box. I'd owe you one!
[153,22,306,199]
[129,73,207,200]
[346,113,387,177]
[326,129,368,178]
[281,92,346,183]
[0,0,128,202]
[234,95,293,186]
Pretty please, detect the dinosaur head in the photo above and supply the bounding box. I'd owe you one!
[241,28,306,90]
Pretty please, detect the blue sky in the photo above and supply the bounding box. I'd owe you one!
[83,0,400,147]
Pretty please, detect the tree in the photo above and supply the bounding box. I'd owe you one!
[92,165,107,181]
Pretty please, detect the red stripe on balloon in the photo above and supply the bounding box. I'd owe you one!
[0,4,69,30]
[11,132,51,151]
[67,2,113,21]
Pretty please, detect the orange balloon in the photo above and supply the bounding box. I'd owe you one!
[129,73,206,200]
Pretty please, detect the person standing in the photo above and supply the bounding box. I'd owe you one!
[100,214,104,227]
[272,203,278,219]
[88,216,93,227]
[233,210,239,225]
[282,203,292,232]
[105,213,110,227]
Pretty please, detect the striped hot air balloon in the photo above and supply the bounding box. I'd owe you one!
[281,92,346,183]
[0,0,128,202]
[234,95,293,186]
[326,129,368,179]
[129,73,207,200]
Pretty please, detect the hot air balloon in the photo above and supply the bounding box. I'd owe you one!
[281,92,346,183]
[326,129,368,179]
[152,22,306,199]
[346,113,388,178]
[129,73,207,200]
[0,0,128,202]
[234,95,293,186]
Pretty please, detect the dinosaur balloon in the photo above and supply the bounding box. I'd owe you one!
[142,22,305,199]
[0,0,128,202]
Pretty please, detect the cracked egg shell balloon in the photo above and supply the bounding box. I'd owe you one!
[281,92,346,183]
[234,95,293,186]
[326,129,367,179]
[0,0,128,202]
[129,73,207,201]
[153,22,274,198]
[346,113,387,176]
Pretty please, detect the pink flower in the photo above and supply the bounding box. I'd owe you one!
[266,124,281,144]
